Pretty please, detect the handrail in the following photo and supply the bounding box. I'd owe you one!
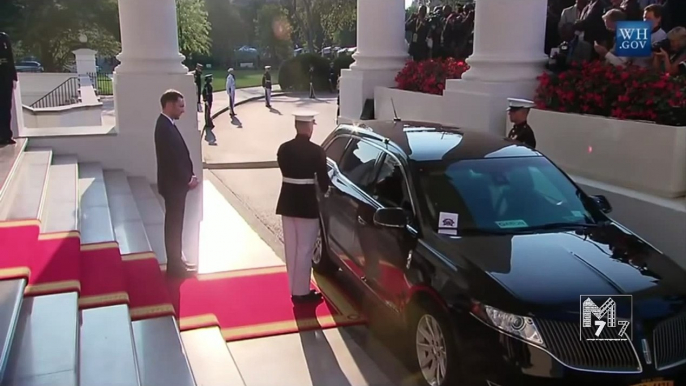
[30,77,80,109]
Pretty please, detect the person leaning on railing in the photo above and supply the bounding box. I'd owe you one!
[653,26,686,76]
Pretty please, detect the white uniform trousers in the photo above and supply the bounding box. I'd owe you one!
[281,216,319,296]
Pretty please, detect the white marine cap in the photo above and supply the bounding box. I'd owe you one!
[507,98,535,111]
[227,68,234,72]
[293,110,319,123]
[265,65,271,70]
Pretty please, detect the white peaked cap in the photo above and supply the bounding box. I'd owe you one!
[507,98,535,111]
[293,110,319,123]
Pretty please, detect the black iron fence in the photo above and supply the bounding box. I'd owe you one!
[30,77,80,109]
[87,71,114,96]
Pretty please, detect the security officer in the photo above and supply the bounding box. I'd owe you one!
[506,98,537,149]
[0,32,17,145]
[276,110,330,304]
[262,66,272,108]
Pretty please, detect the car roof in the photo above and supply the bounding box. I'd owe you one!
[335,120,541,162]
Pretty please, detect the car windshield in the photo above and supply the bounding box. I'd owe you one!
[417,156,606,234]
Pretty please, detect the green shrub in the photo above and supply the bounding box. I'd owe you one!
[333,54,355,77]
[278,53,331,92]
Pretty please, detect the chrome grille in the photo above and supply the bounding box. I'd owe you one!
[653,312,686,370]
[536,319,640,372]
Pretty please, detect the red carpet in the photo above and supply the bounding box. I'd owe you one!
[26,232,82,296]
[79,242,129,308]
[0,221,38,281]
[122,253,175,320]
[168,266,365,342]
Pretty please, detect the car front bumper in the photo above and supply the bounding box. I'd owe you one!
[455,312,686,386]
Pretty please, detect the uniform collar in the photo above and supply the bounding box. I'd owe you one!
[514,121,528,128]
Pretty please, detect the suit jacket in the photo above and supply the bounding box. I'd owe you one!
[576,0,610,45]
[154,114,193,198]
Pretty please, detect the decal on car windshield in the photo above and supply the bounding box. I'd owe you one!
[439,212,458,229]
[495,220,529,228]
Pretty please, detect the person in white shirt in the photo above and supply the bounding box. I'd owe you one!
[560,0,589,31]
[225,68,236,116]
[634,4,668,67]
[594,9,630,66]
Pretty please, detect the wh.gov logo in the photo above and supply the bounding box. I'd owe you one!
[580,295,632,341]
[616,21,652,57]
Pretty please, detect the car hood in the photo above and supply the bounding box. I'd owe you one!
[432,224,686,317]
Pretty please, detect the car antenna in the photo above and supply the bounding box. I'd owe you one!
[391,98,401,122]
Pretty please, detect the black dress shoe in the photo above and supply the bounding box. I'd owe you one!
[0,138,16,145]
[166,261,197,277]
[292,290,323,304]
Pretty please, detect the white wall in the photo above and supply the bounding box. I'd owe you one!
[18,73,77,106]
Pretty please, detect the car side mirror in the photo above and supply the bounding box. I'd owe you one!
[591,195,612,214]
[373,207,407,229]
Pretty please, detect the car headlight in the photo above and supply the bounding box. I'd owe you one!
[472,302,546,348]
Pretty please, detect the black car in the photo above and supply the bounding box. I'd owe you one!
[312,120,686,386]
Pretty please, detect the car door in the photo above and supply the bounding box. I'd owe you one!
[356,153,418,310]
[325,139,383,279]
[319,135,352,238]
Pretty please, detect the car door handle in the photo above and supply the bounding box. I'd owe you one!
[357,216,367,225]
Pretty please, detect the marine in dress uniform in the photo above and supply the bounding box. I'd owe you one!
[276,111,331,303]
[202,74,216,145]
[506,98,537,149]
[226,68,236,116]
[262,66,272,108]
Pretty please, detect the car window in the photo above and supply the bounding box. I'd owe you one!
[417,157,604,233]
[324,136,349,165]
[339,139,382,190]
[372,155,413,213]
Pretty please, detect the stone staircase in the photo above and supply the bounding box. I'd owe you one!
[0,140,234,386]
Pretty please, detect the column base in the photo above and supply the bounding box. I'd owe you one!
[339,67,402,122]
[11,82,25,138]
[115,53,188,75]
[113,71,202,264]
[442,78,538,136]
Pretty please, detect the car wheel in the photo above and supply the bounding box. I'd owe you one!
[407,300,460,386]
[312,223,338,275]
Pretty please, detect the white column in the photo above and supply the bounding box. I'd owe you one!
[115,0,187,74]
[72,49,98,75]
[10,82,24,138]
[442,0,548,135]
[339,0,408,121]
[112,0,201,264]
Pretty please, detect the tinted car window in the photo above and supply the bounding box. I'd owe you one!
[417,156,604,232]
[324,136,349,164]
[339,139,381,190]
[372,155,413,213]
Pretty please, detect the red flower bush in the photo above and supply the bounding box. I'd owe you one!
[396,58,470,95]
[535,61,686,126]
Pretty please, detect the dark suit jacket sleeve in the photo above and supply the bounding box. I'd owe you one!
[315,147,330,193]
[6,39,17,82]
[574,4,603,35]
[155,121,191,189]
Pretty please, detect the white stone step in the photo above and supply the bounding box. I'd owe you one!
[103,170,152,255]
[0,149,52,222]
[128,176,166,265]
[41,155,79,233]
[79,304,140,386]
[0,279,25,384]
[180,327,245,386]
[0,138,27,204]
[78,163,115,244]
[132,316,196,386]
[1,292,79,386]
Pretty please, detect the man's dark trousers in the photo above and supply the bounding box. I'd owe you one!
[163,190,187,269]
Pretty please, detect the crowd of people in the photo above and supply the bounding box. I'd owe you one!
[405,3,476,61]
[546,0,686,75]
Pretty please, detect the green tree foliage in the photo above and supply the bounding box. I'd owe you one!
[316,0,356,46]
[255,3,293,62]
[177,0,212,60]
[204,0,248,66]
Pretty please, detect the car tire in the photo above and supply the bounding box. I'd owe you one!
[406,299,461,386]
[312,221,338,275]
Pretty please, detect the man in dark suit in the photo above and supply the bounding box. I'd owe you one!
[574,0,612,48]
[0,32,18,145]
[154,90,198,277]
